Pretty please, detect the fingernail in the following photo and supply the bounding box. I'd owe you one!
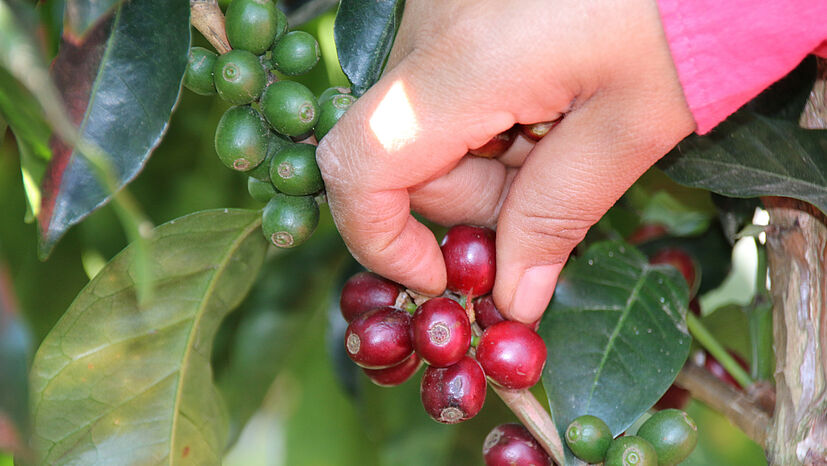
[509,264,561,324]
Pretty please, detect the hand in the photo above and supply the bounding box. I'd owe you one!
[316,0,696,324]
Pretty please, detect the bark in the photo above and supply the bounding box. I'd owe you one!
[800,58,826,130]
[764,196,827,465]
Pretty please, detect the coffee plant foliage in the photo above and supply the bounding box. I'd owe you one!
[0,0,823,464]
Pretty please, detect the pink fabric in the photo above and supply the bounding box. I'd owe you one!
[657,0,827,133]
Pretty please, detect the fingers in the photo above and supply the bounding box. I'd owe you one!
[493,88,695,324]
[317,58,517,295]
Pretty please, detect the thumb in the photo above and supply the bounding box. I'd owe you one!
[493,91,694,324]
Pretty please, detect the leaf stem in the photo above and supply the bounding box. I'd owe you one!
[190,0,231,54]
[675,362,770,447]
[687,313,754,388]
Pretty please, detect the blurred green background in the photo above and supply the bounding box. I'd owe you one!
[0,5,768,466]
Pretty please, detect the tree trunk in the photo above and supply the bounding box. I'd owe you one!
[764,197,827,465]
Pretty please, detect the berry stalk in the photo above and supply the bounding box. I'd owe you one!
[190,0,232,54]
[687,313,754,389]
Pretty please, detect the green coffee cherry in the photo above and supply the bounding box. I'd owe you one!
[565,415,613,463]
[225,0,279,55]
[214,106,269,171]
[636,410,698,466]
[213,50,266,105]
[260,80,319,137]
[248,133,291,182]
[248,177,277,203]
[314,93,356,140]
[262,193,320,248]
[270,30,320,76]
[184,47,217,95]
[318,86,352,106]
[270,143,323,195]
[272,8,288,45]
[605,436,658,466]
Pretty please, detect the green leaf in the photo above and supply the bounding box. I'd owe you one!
[30,209,267,465]
[0,260,33,457]
[216,226,348,445]
[334,0,405,96]
[659,113,827,215]
[64,0,124,38]
[38,0,189,256]
[540,241,691,460]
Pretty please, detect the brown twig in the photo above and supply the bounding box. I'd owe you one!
[492,386,566,465]
[675,362,771,447]
[800,58,826,129]
[190,0,231,54]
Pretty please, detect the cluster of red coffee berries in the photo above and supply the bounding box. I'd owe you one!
[468,118,563,158]
[339,225,548,426]
[183,0,355,248]
[565,410,698,465]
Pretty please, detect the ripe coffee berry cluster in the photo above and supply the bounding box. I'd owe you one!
[565,410,697,465]
[183,0,356,249]
[339,225,548,425]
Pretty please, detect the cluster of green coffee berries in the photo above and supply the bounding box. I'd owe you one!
[183,0,356,248]
[565,409,698,465]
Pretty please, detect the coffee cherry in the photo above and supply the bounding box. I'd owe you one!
[314,93,356,141]
[627,223,668,245]
[476,321,546,389]
[184,47,217,95]
[318,86,352,106]
[520,119,561,141]
[649,248,700,298]
[654,385,691,411]
[269,143,323,195]
[412,297,471,367]
[420,356,486,424]
[704,351,748,390]
[225,0,279,54]
[340,272,402,322]
[270,30,320,76]
[469,126,516,158]
[636,409,698,466]
[213,50,266,105]
[247,176,277,203]
[247,133,291,182]
[260,80,319,137]
[605,436,658,466]
[565,415,612,463]
[483,423,551,466]
[261,193,319,248]
[363,352,422,387]
[214,106,269,171]
[472,295,506,330]
[440,225,496,296]
[345,306,413,369]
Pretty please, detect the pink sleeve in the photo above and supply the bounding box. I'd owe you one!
[657,0,827,134]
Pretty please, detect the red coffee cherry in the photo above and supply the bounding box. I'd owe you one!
[627,223,668,245]
[473,295,506,330]
[649,248,700,297]
[420,356,486,424]
[440,225,496,297]
[340,272,402,322]
[363,352,423,387]
[483,423,551,466]
[469,126,517,158]
[654,385,691,411]
[477,321,547,389]
[520,118,561,141]
[345,307,413,369]
[412,297,471,367]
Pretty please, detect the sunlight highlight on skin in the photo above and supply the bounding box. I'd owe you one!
[369,80,419,153]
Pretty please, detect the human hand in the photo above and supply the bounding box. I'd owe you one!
[316,0,696,324]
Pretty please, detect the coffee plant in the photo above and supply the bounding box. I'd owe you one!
[0,0,825,464]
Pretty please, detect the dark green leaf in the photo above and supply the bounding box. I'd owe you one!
[540,241,691,460]
[217,226,348,445]
[334,0,405,96]
[64,0,123,38]
[659,113,827,215]
[38,0,189,256]
[30,209,267,465]
[0,260,32,457]
[742,56,816,122]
